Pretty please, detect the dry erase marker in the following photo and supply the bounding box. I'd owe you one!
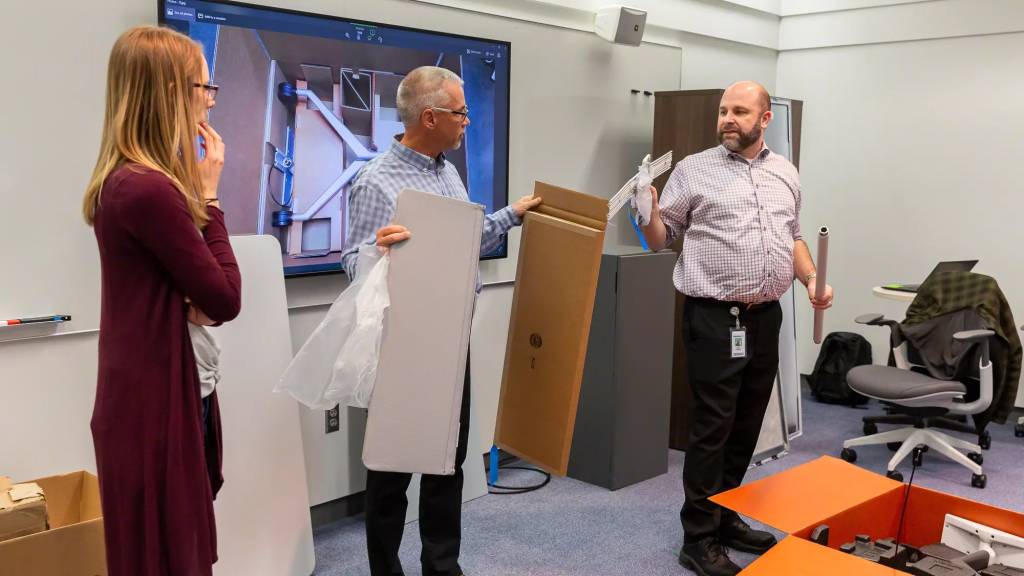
[0,315,72,326]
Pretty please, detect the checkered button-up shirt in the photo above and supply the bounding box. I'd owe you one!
[659,144,802,303]
[341,139,520,287]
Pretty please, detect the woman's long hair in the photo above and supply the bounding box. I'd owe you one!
[83,26,208,227]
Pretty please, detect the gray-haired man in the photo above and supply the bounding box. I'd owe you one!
[341,66,540,576]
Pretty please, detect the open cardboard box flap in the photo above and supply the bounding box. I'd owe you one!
[532,181,608,231]
[710,456,901,535]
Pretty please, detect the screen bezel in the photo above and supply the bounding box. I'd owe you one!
[157,0,513,276]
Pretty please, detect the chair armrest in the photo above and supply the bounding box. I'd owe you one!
[855,313,900,340]
[953,329,995,342]
[855,313,886,325]
[954,329,995,366]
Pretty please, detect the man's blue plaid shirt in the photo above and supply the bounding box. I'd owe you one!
[341,138,520,287]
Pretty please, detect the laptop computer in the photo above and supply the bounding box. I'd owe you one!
[884,260,979,293]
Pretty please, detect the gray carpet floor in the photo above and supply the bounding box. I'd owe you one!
[312,391,1024,575]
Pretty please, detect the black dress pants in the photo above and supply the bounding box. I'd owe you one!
[364,355,472,576]
[680,297,783,542]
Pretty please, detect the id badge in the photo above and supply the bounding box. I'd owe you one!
[730,328,747,359]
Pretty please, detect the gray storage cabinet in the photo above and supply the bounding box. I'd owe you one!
[568,248,677,490]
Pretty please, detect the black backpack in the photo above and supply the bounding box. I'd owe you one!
[808,332,872,406]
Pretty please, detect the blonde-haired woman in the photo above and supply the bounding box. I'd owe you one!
[83,26,240,576]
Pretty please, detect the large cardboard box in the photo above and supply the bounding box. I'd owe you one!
[0,478,48,542]
[712,457,1024,575]
[0,471,105,576]
[495,181,609,475]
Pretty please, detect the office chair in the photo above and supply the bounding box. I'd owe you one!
[860,405,991,449]
[860,329,992,451]
[839,313,995,488]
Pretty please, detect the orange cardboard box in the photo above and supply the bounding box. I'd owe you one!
[712,456,1024,575]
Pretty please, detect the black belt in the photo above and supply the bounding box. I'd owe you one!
[685,296,778,311]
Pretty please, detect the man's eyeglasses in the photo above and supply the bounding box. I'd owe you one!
[431,106,469,119]
[193,83,220,99]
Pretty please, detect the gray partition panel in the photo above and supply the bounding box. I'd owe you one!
[362,190,483,475]
[611,252,676,488]
[569,249,676,490]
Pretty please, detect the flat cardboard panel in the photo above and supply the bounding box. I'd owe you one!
[495,182,607,476]
[711,456,902,534]
[78,474,102,523]
[0,520,106,576]
[363,190,483,475]
[741,535,902,576]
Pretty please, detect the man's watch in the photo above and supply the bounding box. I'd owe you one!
[804,272,817,286]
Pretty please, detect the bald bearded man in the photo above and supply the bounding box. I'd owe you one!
[643,81,834,576]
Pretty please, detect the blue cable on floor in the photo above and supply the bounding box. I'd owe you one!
[489,445,499,485]
[487,445,551,494]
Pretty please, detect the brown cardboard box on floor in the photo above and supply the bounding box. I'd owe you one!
[495,181,609,476]
[0,471,106,576]
[0,477,48,543]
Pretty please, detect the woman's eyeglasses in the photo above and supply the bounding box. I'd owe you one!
[193,83,220,99]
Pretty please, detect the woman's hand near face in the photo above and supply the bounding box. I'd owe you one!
[197,122,225,205]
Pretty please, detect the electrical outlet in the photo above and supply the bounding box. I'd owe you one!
[325,404,340,434]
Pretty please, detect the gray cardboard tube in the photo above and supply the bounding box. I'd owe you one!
[813,226,830,344]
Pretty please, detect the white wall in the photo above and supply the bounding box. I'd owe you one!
[780,0,1024,50]
[678,31,778,92]
[777,28,1024,408]
[781,0,934,16]
[409,0,781,48]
